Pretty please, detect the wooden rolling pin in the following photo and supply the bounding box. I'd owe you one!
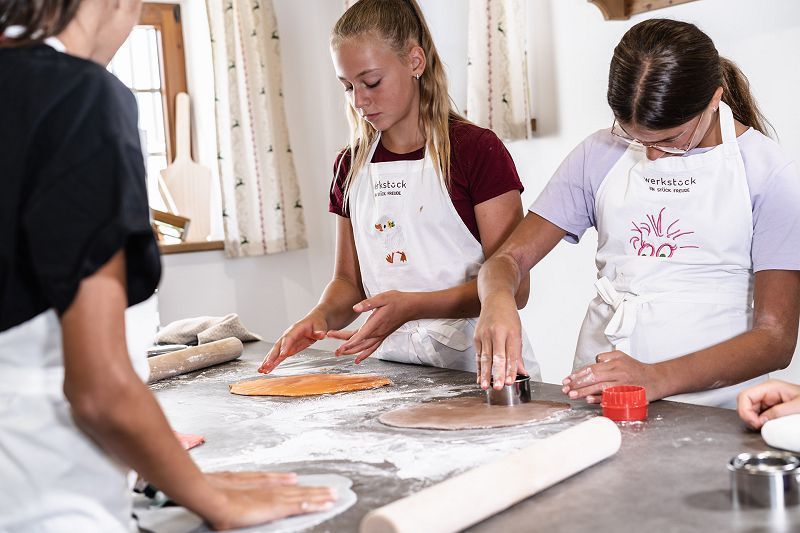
[360,417,621,533]
[147,337,243,383]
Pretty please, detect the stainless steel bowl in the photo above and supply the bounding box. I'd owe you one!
[486,374,532,406]
[728,451,800,509]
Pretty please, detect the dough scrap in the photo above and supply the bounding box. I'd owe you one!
[230,373,391,397]
[174,431,205,450]
[379,396,570,430]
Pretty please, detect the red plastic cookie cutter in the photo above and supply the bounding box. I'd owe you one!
[601,385,648,422]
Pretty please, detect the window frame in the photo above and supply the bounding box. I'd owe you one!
[134,4,223,253]
[139,2,188,163]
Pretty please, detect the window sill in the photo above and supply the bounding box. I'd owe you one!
[159,240,225,255]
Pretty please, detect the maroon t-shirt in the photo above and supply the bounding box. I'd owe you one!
[328,120,523,242]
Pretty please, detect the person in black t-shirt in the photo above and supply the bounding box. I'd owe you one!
[0,1,335,530]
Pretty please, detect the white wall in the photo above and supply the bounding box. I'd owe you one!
[158,0,800,383]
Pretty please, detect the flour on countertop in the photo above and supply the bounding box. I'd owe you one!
[154,354,592,484]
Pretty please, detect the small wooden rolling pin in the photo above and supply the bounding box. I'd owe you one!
[147,337,244,383]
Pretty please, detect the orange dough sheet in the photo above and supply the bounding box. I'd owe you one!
[230,373,392,396]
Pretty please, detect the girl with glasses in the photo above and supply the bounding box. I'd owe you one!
[475,19,800,407]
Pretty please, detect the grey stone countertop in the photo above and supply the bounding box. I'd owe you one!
[146,341,798,532]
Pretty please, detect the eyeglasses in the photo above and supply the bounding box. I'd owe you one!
[610,108,707,155]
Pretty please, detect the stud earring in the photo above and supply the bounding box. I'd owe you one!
[414,74,420,80]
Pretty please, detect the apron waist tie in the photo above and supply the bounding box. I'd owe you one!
[596,278,655,353]
[595,276,749,354]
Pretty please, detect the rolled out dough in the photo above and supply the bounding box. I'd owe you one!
[230,373,391,397]
[379,396,570,430]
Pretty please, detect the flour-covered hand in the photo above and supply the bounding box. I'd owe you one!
[258,312,328,374]
[737,379,800,430]
[206,483,337,531]
[328,290,418,363]
[561,351,662,403]
[474,294,526,391]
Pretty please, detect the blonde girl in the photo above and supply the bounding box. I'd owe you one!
[261,0,539,389]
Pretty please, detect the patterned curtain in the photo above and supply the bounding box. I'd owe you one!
[206,0,307,257]
[466,0,532,141]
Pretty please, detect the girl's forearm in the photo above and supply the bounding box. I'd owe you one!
[655,327,795,398]
[314,277,366,330]
[408,280,481,320]
[68,377,228,525]
[478,253,525,307]
[408,257,528,321]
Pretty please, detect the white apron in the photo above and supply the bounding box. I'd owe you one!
[0,301,155,532]
[575,102,763,408]
[349,135,540,379]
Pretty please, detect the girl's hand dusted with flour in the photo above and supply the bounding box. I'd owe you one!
[328,290,419,363]
[561,351,664,403]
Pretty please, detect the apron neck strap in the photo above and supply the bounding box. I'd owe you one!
[367,132,382,162]
[717,101,740,157]
[718,101,737,145]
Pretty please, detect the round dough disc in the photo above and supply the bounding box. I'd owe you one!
[229,373,391,397]
[379,396,571,430]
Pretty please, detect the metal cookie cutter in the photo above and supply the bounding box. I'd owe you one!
[728,451,800,509]
[486,374,532,406]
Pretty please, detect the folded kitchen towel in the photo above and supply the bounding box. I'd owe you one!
[155,314,262,345]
